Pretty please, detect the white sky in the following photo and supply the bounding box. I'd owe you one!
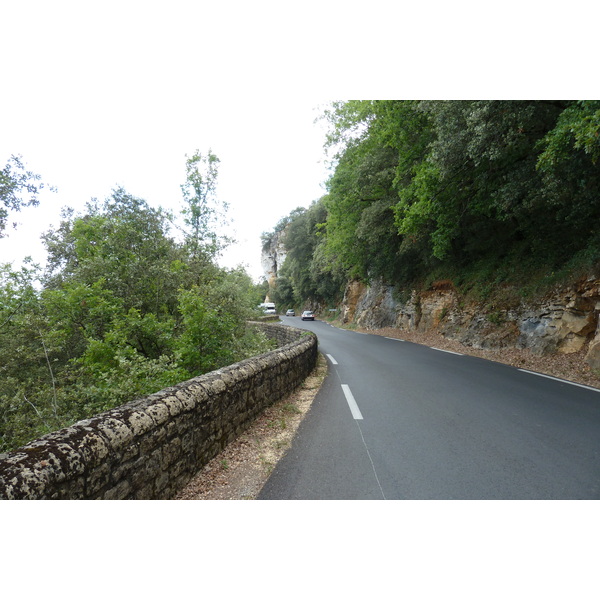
[0,2,361,285]
[3,1,597,284]
[1,2,340,281]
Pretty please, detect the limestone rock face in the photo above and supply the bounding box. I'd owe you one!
[341,276,600,370]
[260,228,288,289]
[342,280,368,324]
[354,280,397,329]
[585,330,600,370]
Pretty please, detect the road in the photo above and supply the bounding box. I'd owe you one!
[258,316,600,499]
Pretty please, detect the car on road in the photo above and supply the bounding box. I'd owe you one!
[286,309,295,316]
[261,302,276,315]
[301,310,315,321]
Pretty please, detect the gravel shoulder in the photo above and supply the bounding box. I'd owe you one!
[175,352,328,500]
[175,323,600,500]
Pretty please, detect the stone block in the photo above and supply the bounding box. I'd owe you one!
[86,463,111,496]
[586,335,600,371]
[139,426,167,455]
[161,438,182,469]
[103,480,132,500]
[145,401,171,427]
[94,417,134,451]
[163,396,185,418]
[125,410,156,437]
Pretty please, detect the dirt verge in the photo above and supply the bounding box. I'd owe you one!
[175,352,327,500]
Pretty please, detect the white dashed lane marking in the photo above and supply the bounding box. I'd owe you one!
[341,384,363,420]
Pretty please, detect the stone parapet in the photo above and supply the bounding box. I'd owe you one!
[0,323,317,500]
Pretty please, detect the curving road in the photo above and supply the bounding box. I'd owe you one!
[258,316,600,499]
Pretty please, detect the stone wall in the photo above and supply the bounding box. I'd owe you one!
[0,323,317,500]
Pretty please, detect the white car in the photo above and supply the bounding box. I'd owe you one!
[301,311,315,321]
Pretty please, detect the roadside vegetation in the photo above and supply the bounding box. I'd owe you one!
[267,101,600,310]
[0,152,273,452]
[3,100,600,452]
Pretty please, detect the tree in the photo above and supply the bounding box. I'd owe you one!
[0,260,62,451]
[311,100,600,295]
[319,101,435,282]
[42,188,181,315]
[269,200,346,307]
[180,149,229,260]
[0,150,274,453]
[535,100,600,248]
[324,141,402,280]
[0,155,53,236]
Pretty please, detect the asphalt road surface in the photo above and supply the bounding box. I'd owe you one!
[258,316,600,499]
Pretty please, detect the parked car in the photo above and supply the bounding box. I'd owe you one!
[301,310,315,321]
[286,309,295,316]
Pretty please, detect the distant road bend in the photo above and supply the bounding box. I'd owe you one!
[258,316,600,500]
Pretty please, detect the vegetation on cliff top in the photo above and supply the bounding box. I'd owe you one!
[267,100,600,309]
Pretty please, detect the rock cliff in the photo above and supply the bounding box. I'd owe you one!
[261,228,287,290]
[340,275,600,371]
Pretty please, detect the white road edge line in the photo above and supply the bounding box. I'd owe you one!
[385,337,405,342]
[518,369,600,393]
[341,384,363,420]
[326,354,338,365]
[431,347,463,356]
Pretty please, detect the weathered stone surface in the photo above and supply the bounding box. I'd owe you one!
[585,316,600,370]
[556,311,596,353]
[91,418,134,453]
[342,280,368,324]
[103,480,132,500]
[344,276,600,365]
[125,410,156,437]
[261,227,288,291]
[0,322,317,500]
[145,401,171,427]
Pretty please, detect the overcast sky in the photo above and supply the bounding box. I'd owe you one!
[2,1,596,283]
[0,2,342,281]
[0,91,331,281]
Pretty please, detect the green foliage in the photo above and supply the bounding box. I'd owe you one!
[275,100,600,320]
[268,199,346,308]
[0,154,273,453]
[537,101,600,168]
[75,349,189,416]
[176,286,235,373]
[180,149,230,260]
[0,155,54,236]
[43,190,182,314]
